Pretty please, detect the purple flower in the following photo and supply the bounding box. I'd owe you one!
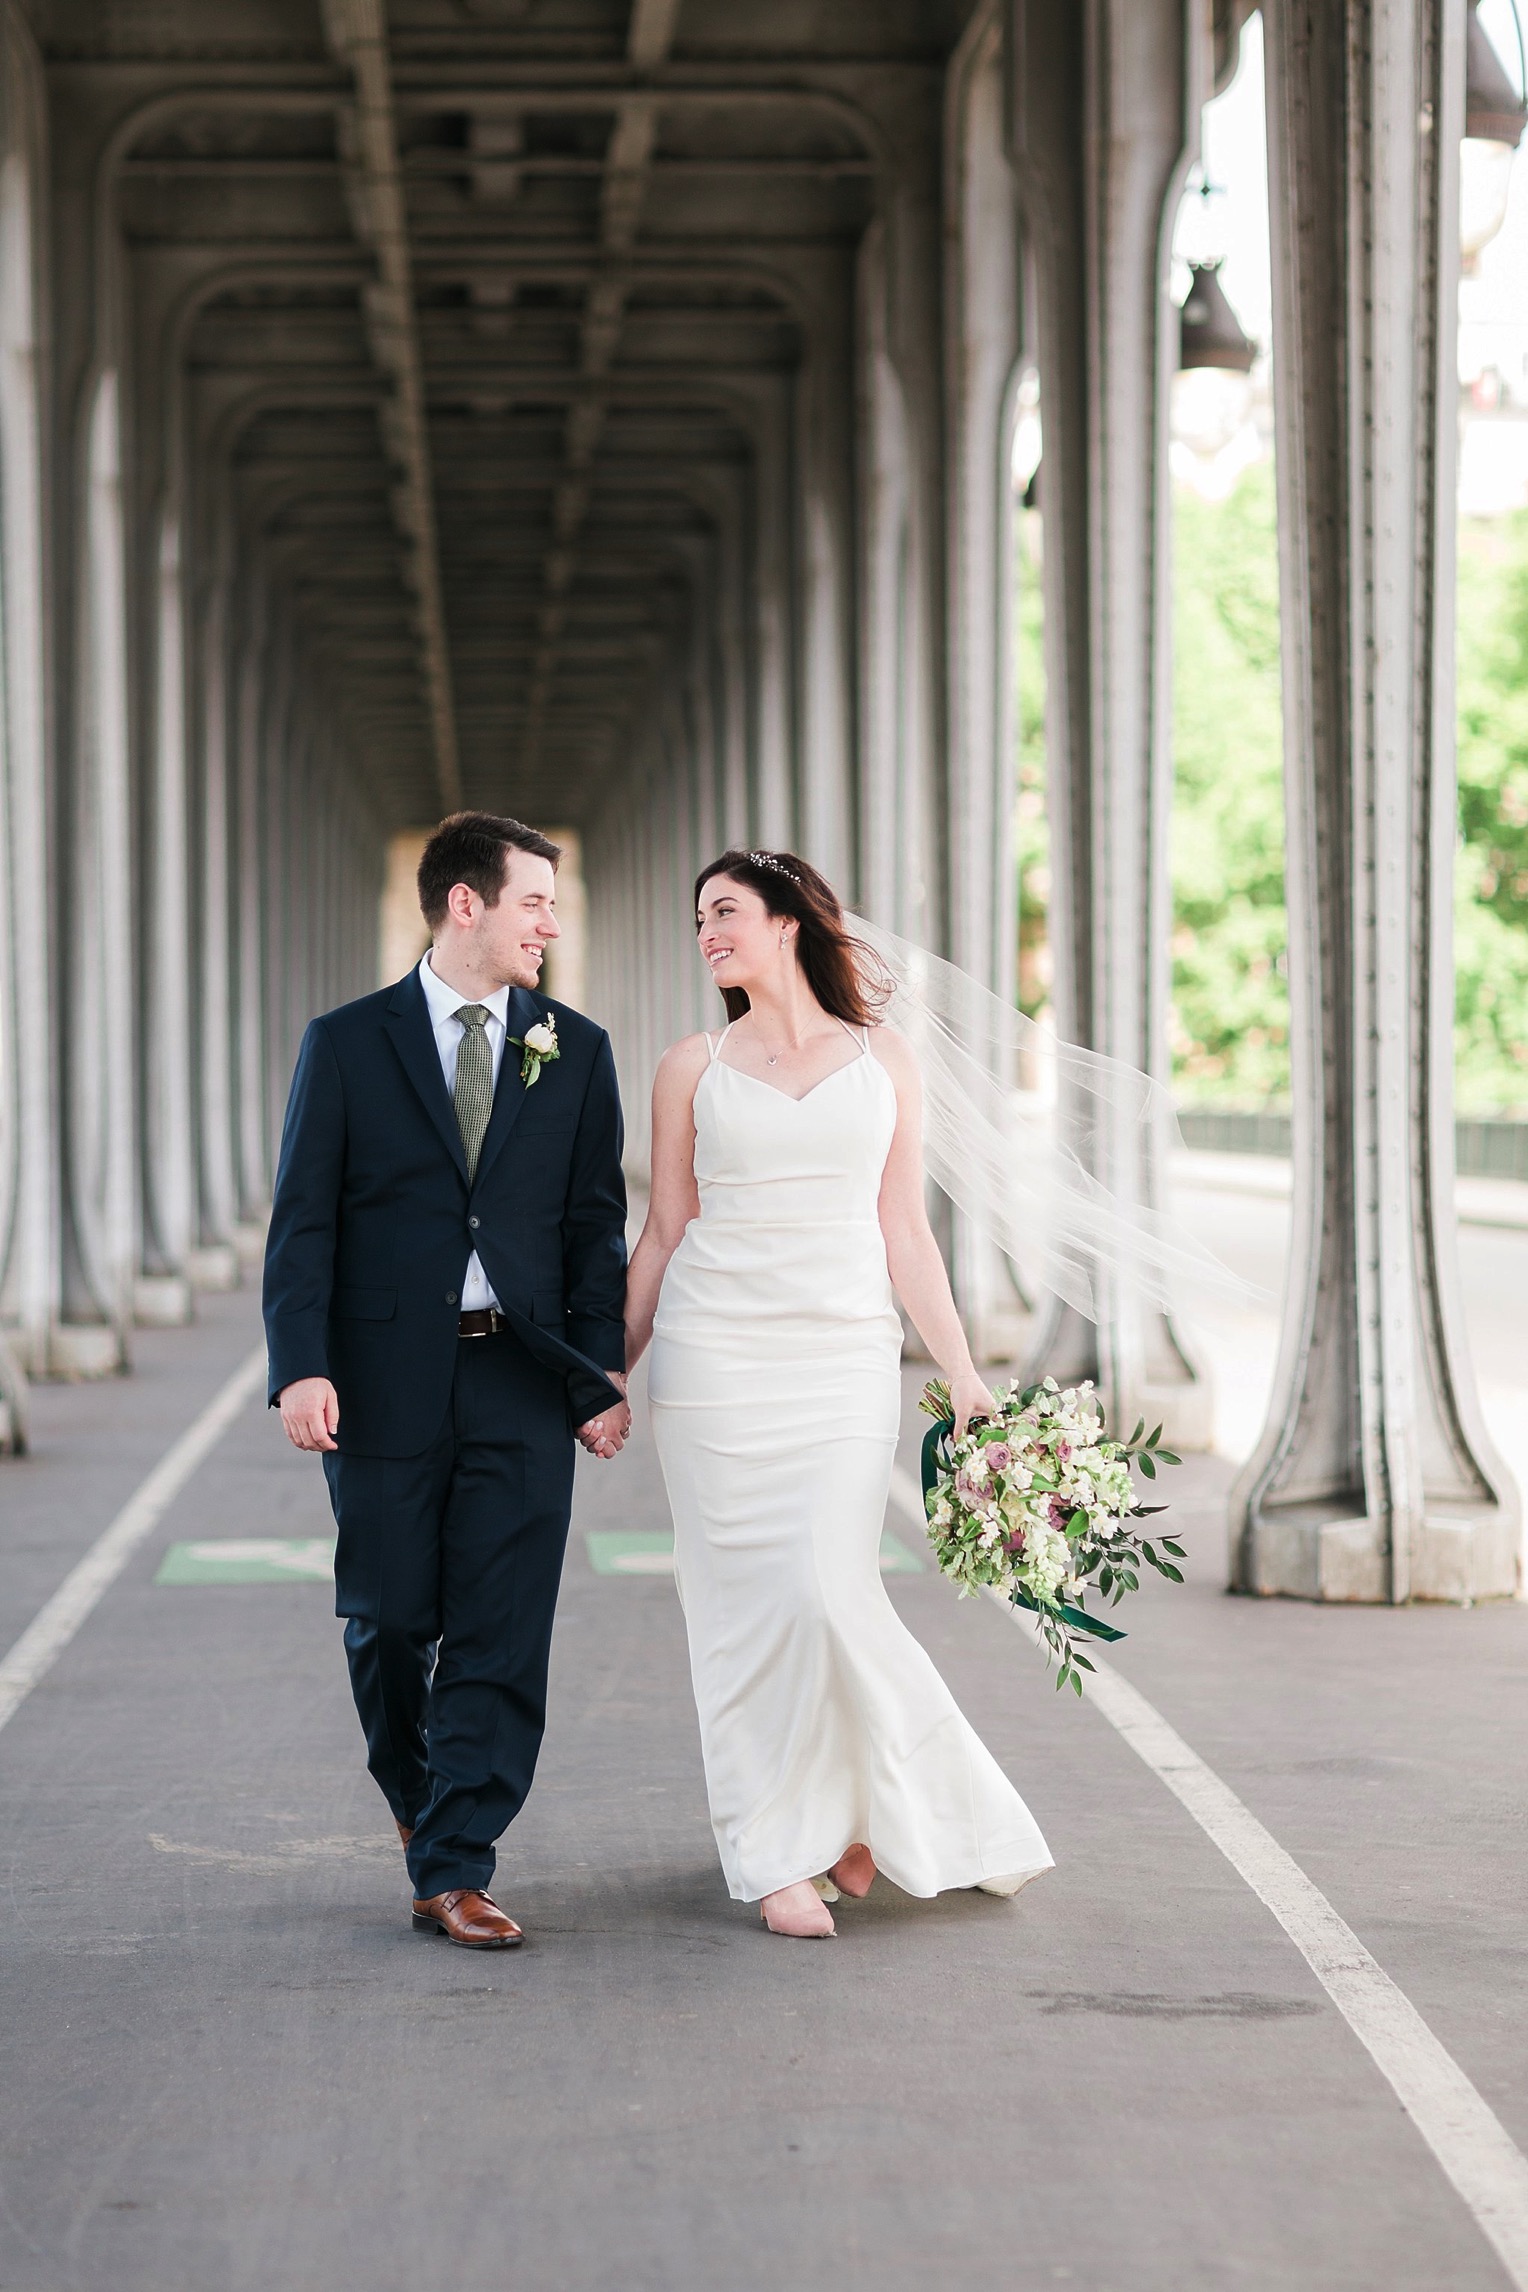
[985,1443,1013,1472]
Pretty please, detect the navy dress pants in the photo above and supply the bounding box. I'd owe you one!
[323,1332,575,1901]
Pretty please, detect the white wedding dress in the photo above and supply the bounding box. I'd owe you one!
[647,1022,1053,1904]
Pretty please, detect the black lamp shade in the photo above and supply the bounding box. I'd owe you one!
[1466,0,1528,145]
[1178,262,1256,374]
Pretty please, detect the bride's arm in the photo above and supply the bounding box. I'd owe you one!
[871,1029,996,1438]
[623,1036,708,1371]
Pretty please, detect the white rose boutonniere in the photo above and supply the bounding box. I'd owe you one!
[510,1013,560,1089]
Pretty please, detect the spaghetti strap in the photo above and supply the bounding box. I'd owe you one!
[707,1022,734,1064]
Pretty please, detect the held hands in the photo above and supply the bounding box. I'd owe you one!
[577,1369,632,1461]
[948,1368,998,1442]
[279,1374,633,1460]
[279,1376,340,1452]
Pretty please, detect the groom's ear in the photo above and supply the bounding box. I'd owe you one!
[444,880,483,930]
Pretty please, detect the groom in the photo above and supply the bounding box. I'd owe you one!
[263,812,631,1948]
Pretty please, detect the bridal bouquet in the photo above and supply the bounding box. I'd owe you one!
[918,1377,1184,1695]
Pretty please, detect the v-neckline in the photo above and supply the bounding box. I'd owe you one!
[711,1039,869,1107]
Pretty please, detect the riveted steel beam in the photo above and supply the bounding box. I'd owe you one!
[515,0,685,777]
[320,0,462,812]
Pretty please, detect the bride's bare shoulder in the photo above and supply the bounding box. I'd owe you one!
[654,1032,715,1092]
[866,1019,918,1083]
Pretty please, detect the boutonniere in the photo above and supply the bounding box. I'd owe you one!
[509,1012,560,1089]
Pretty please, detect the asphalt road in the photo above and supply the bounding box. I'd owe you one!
[0,1279,1524,2291]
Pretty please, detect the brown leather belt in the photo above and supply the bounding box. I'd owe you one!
[458,1308,508,1338]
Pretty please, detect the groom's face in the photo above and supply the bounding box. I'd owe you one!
[477,849,561,989]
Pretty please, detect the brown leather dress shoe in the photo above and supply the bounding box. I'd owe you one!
[411,1888,523,1948]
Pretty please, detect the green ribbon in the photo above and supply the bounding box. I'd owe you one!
[918,1416,1126,1644]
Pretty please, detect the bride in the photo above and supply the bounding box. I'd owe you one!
[622,849,1053,1939]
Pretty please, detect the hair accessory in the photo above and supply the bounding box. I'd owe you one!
[747,850,799,883]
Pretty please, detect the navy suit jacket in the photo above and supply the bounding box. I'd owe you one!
[262,968,627,1458]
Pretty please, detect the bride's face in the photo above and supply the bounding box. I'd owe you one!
[697,876,793,992]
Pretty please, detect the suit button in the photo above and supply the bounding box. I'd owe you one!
[468,1216,480,1230]
[445,1291,458,1306]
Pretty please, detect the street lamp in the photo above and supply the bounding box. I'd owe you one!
[1178,260,1257,375]
[1175,249,1258,466]
[1461,0,1528,271]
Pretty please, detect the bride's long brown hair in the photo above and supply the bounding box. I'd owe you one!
[695,850,893,1026]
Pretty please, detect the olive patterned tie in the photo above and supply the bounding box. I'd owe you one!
[452,1004,494,1181]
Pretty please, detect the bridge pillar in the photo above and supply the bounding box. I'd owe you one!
[0,14,58,1373]
[1231,0,1519,1601]
[1007,0,1215,1447]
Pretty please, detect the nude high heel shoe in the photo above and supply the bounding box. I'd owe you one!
[973,1872,1038,1897]
[828,1843,876,1898]
[760,1880,836,1937]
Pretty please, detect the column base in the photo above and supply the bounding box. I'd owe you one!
[974,1303,1035,1368]
[133,1275,194,1328]
[1017,1306,1217,1453]
[1139,1374,1216,1456]
[0,1332,29,1451]
[232,1218,268,1273]
[1239,1506,1521,1603]
[1409,1511,1522,1603]
[187,1244,240,1293]
[46,1323,125,1380]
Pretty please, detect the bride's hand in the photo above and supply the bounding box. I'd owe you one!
[949,1369,998,1441]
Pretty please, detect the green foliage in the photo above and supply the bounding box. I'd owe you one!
[1018,468,1528,1114]
[1455,513,1528,1112]
[1170,464,1289,1105]
[1014,505,1050,1021]
[1168,479,1528,1110]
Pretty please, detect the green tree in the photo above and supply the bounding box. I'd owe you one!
[1454,511,1528,1113]
[1021,472,1528,1117]
[1170,462,1289,1105]
[1014,504,1049,1021]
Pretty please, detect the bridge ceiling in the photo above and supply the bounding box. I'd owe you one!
[42,0,977,829]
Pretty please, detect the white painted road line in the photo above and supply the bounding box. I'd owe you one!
[886,1464,1528,2291]
[0,1343,268,1740]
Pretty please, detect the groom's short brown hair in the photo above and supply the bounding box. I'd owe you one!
[417,812,561,929]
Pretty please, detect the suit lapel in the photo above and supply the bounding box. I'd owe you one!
[382,968,470,1187]
[471,985,540,1193]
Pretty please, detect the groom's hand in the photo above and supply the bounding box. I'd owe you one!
[577,1372,631,1460]
[279,1376,340,1453]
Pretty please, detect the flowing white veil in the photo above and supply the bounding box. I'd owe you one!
[847,913,1256,1324]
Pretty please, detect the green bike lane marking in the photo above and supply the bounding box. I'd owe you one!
[152,1526,928,1588]
[156,1538,337,1585]
[583,1529,924,1577]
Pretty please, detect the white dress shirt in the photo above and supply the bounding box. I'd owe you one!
[417,951,510,1312]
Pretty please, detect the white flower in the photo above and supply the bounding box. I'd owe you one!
[1016,1521,1071,1601]
[523,1020,557,1056]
